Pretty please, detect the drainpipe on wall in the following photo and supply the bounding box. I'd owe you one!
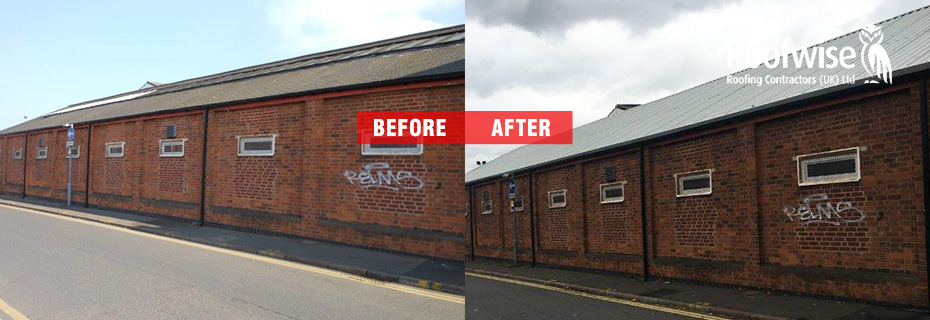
[85,125,91,208]
[22,132,28,199]
[529,171,536,267]
[469,187,475,261]
[919,75,930,310]
[639,144,649,281]
[198,110,210,226]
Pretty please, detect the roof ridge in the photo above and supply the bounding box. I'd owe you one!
[53,24,465,111]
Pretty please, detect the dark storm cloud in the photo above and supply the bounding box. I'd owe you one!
[466,0,737,34]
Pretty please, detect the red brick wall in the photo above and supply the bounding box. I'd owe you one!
[47,127,89,204]
[468,81,929,305]
[1,82,464,261]
[3,135,24,195]
[308,85,465,259]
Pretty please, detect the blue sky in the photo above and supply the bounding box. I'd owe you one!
[0,0,464,130]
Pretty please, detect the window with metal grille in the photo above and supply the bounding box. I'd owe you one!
[13,149,22,159]
[238,135,276,156]
[600,181,626,203]
[106,142,125,158]
[482,200,492,214]
[548,189,567,208]
[36,148,47,159]
[159,139,185,157]
[797,147,860,186]
[676,169,712,197]
[513,196,525,212]
[67,146,80,159]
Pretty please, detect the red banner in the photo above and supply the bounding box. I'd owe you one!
[356,111,573,145]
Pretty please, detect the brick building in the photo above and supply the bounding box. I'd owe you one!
[0,26,465,260]
[466,7,930,307]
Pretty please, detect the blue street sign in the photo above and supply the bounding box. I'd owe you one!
[508,175,516,198]
[67,127,75,141]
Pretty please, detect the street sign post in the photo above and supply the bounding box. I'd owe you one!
[66,125,74,207]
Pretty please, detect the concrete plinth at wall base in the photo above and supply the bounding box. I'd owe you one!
[0,197,464,296]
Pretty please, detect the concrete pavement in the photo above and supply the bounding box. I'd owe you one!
[0,204,464,319]
[466,274,700,320]
[0,196,464,295]
[467,260,930,320]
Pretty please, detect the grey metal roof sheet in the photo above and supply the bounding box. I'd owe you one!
[0,25,465,135]
[466,6,930,184]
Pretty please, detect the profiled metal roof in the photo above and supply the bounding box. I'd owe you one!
[466,6,930,184]
[0,25,465,135]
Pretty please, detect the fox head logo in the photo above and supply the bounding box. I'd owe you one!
[859,25,893,84]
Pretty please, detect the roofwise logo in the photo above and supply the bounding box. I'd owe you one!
[726,25,893,87]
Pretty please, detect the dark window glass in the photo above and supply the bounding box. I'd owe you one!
[605,188,623,199]
[552,194,566,204]
[807,159,856,177]
[682,177,710,190]
[513,197,524,209]
[69,147,79,157]
[483,202,492,212]
[244,141,273,151]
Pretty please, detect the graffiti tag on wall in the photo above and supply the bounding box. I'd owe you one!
[783,194,865,225]
[344,162,425,191]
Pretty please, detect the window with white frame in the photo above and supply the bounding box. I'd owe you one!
[13,149,22,159]
[797,147,860,186]
[67,145,80,159]
[238,135,276,156]
[512,196,525,212]
[600,181,626,203]
[36,148,48,159]
[159,139,185,157]
[481,200,492,214]
[676,169,713,197]
[106,142,125,158]
[548,189,567,208]
[361,131,422,155]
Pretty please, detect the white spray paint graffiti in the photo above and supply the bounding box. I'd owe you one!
[783,194,865,225]
[344,162,425,191]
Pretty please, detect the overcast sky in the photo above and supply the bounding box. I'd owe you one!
[0,0,463,131]
[464,0,930,172]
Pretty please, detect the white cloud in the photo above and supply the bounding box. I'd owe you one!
[466,0,926,173]
[267,0,458,52]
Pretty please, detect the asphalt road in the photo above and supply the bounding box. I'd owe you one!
[465,275,702,320]
[0,204,464,319]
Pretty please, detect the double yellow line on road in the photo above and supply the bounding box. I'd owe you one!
[466,272,731,320]
[0,204,464,308]
[0,297,27,320]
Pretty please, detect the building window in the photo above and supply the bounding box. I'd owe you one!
[159,139,185,157]
[481,200,493,214]
[797,147,860,186]
[513,196,525,212]
[67,146,80,159]
[600,181,626,204]
[106,142,125,158]
[676,169,712,197]
[36,148,48,159]
[13,149,22,159]
[238,135,276,156]
[361,131,423,155]
[548,189,567,208]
